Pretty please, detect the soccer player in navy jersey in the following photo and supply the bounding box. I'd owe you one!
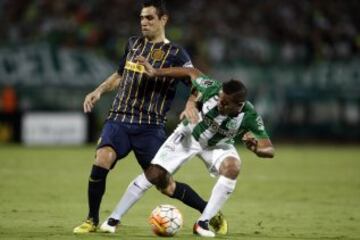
[73,0,226,234]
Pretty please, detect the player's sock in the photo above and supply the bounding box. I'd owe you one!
[170,181,207,213]
[88,165,109,225]
[198,176,236,221]
[109,173,152,220]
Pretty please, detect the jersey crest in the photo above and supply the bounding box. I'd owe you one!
[226,118,240,130]
[151,49,166,61]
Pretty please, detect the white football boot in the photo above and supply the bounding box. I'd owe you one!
[99,218,119,233]
[193,220,215,237]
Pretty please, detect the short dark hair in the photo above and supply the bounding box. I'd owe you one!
[222,79,247,102]
[142,0,168,17]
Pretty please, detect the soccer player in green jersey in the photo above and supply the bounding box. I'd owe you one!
[105,56,275,237]
[135,56,275,237]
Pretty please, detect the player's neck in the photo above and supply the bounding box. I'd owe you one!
[146,32,169,43]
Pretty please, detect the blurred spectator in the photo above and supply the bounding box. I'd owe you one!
[0,0,359,65]
[0,85,17,113]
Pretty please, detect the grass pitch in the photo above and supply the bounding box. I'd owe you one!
[0,144,359,240]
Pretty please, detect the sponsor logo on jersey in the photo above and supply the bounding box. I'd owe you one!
[151,49,166,61]
[256,116,265,131]
[125,61,145,73]
[226,119,239,129]
[196,77,214,88]
[203,115,237,138]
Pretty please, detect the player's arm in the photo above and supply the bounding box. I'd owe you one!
[83,72,122,113]
[153,67,202,81]
[242,132,275,158]
[256,138,275,158]
[151,64,202,123]
[136,56,202,123]
[179,87,201,123]
[136,56,202,81]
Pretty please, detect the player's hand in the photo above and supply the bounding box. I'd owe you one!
[242,132,258,153]
[135,56,156,77]
[180,101,199,124]
[83,90,101,113]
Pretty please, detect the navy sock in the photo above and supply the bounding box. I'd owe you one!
[171,181,207,213]
[87,165,109,225]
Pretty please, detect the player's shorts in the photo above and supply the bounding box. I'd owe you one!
[151,123,240,177]
[97,120,166,169]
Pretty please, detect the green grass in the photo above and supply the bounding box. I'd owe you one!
[0,144,359,239]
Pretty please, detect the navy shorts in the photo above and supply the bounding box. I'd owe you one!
[96,120,167,170]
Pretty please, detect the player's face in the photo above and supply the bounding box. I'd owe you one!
[140,6,167,39]
[218,91,245,116]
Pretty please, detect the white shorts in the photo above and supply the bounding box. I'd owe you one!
[151,123,240,177]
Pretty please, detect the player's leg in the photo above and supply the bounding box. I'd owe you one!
[145,163,208,214]
[143,129,229,229]
[100,124,167,232]
[99,171,152,233]
[74,121,131,233]
[193,148,241,237]
[144,127,208,213]
[73,147,116,233]
[100,163,192,233]
[101,125,197,232]
[168,178,207,213]
[160,176,227,236]
[143,130,226,229]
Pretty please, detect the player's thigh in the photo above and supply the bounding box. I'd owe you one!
[96,120,132,169]
[151,130,199,174]
[199,144,241,177]
[130,125,167,170]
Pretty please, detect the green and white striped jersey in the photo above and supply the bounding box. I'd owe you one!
[185,75,269,147]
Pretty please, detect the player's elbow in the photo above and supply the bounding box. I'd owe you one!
[267,149,275,158]
[257,147,275,158]
[268,147,275,158]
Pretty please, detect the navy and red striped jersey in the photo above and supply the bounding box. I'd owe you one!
[107,36,193,126]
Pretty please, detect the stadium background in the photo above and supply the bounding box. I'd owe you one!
[0,1,359,239]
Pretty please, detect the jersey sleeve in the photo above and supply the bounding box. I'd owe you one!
[174,47,193,68]
[244,112,269,139]
[192,75,222,102]
[116,37,133,75]
[173,47,193,86]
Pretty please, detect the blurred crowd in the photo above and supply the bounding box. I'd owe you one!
[1,0,360,66]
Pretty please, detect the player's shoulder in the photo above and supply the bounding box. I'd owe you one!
[167,42,191,56]
[193,75,222,99]
[127,35,144,47]
[164,42,192,67]
[243,101,255,112]
[168,42,187,53]
[243,101,261,119]
[172,43,190,58]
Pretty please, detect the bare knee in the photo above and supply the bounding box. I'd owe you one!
[145,164,170,189]
[219,157,241,179]
[94,147,117,169]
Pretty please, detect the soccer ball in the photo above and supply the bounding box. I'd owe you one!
[149,204,183,237]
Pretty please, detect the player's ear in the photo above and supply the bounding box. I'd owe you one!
[161,14,168,25]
